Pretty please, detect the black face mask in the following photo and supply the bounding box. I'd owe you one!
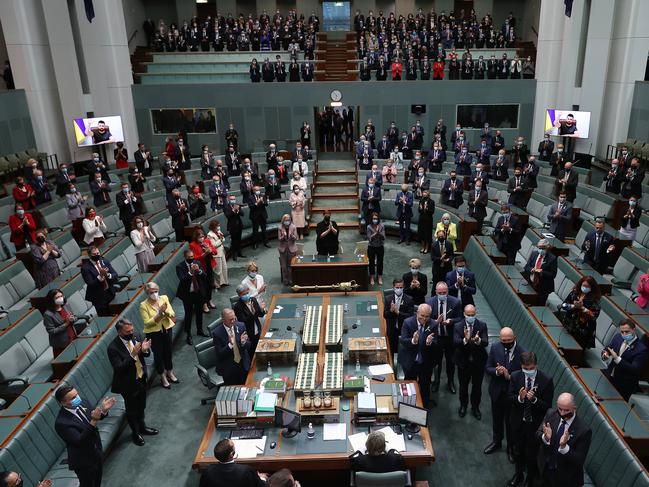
[502,341,514,350]
[559,411,574,421]
[186,258,194,264]
[122,333,134,342]
[37,236,46,244]
[323,216,330,223]
[91,254,101,262]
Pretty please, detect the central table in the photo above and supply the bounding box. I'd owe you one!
[193,292,434,477]
[290,254,369,291]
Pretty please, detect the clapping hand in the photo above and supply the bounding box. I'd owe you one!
[526,388,536,402]
[101,397,116,412]
[472,331,481,344]
[161,301,168,313]
[607,244,615,254]
[543,422,552,442]
[464,327,471,341]
[607,347,618,360]
[240,331,249,345]
[190,263,200,273]
[425,332,435,346]
[390,302,398,314]
[412,330,420,345]
[518,386,527,402]
[141,338,152,352]
[37,480,53,487]
[559,427,570,448]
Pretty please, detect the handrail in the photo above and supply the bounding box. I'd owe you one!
[531,26,538,38]
[128,29,138,45]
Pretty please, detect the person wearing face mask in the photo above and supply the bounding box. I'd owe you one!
[54,384,116,487]
[208,175,228,211]
[240,262,268,310]
[140,282,178,390]
[287,185,306,240]
[29,169,52,206]
[277,214,298,286]
[549,143,565,177]
[1,470,51,487]
[365,164,383,189]
[233,283,265,356]
[248,185,270,250]
[31,229,61,288]
[621,157,645,200]
[581,218,615,274]
[467,179,488,230]
[492,149,510,182]
[445,256,476,307]
[163,167,182,203]
[495,204,521,265]
[316,211,339,255]
[134,142,152,176]
[511,137,529,168]
[264,170,282,200]
[601,320,649,401]
[190,229,218,313]
[365,212,385,286]
[128,165,146,194]
[538,134,554,162]
[43,289,78,357]
[411,166,430,201]
[618,196,641,241]
[507,168,528,209]
[116,183,142,234]
[383,278,414,355]
[8,203,37,250]
[559,276,601,349]
[361,177,382,225]
[225,196,245,261]
[90,171,111,207]
[86,153,111,183]
[484,327,527,459]
[417,190,435,254]
[427,143,446,173]
[175,137,191,170]
[441,171,463,209]
[55,163,77,196]
[523,239,557,306]
[113,141,128,169]
[536,392,592,487]
[81,246,118,316]
[435,212,458,251]
[130,216,157,273]
[556,161,578,203]
[205,221,228,289]
[507,352,554,487]
[168,189,189,242]
[176,249,209,345]
[381,158,398,184]
[188,184,207,220]
[453,304,488,419]
[545,191,572,242]
[13,176,37,210]
[402,258,428,306]
[603,158,624,195]
[377,134,393,159]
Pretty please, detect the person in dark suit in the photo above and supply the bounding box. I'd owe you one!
[495,205,522,265]
[484,327,527,458]
[394,184,413,244]
[383,279,415,357]
[199,438,266,487]
[426,282,463,394]
[522,156,540,192]
[365,165,383,189]
[361,178,382,224]
[603,158,624,195]
[398,304,437,406]
[536,393,592,487]
[471,163,490,190]
[507,167,527,209]
[454,305,488,419]
[248,186,270,249]
[81,246,117,316]
[621,157,645,199]
[538,135,554,161]
[445,256,476,307]
[402,258,428,306]
[55,163,76,197]
[116,182,142,234]
[89,172,111,207]
[546,192,572,242]
[431,230,454,287]
[107,319,158,446]
[454,147,473,176]
[134,143,152,176]
[581,218,615,274]
[467,179,488,230]
[556,162,578,203]
[441,171,463,209]
[377,135,392,159]
[427,142,446,173]
[523,239,558,306]
[602,320,649,401]
[168,189,189,242]
[224,196,245,261]
[507,352,555,487]
[492,150,510,181]
[411,168,430,200]
[549,145,566,177]
[350,431,407,473]
[233,284,265,356]
[176,249,209,345]
[54,384,116,487]
[86,155,110,182]
[212,308,252,386]
[315,212,339,255]
[175,137,191,170]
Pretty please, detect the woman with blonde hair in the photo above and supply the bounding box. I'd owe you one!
[435,212,458,250]
[207,219,228,287]
[278,214,298,285]
[130,215,156,273]
[240,261,267,310]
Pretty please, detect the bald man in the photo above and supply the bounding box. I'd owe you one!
[536,392,591,487]
[398,304,437,406]
[212,308,251,385]
[556,162,578,203]
[484,328,527,457]
[453,305,488,419]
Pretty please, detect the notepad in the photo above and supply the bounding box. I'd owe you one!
[323,423,347,441]
[377,426,406,452]
[264,332,274,338]
[368,364,394,376]
[372,327,380,334]
[371,304,378,310]
[273,306,283,314]
[232,436,267,458]
[254,392,277,412]
[348,432,368,453]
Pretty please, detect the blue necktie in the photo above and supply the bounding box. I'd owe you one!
[549,420,567,469]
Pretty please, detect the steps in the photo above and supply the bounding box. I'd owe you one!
[310,155,359,229]
[131,46,152,83]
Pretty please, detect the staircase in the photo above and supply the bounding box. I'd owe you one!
[323,39,349,81]
[309,153,359,230]
[130,46,152,84]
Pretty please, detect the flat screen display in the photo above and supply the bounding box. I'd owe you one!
[544,109,591,139]
[73,116,124,147]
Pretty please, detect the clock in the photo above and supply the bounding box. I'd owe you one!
[330,89,342,102]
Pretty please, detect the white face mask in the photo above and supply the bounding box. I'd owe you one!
[54,297,65,305]
[136,222,144,229]
[150,292,160,301]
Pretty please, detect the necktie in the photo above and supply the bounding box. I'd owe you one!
[535,255,543,270]
[595,234,601,257]
[128,341,144,379]
[523,378,533,422]
[416,323,424,363]
[504,349,511,367]
[549,420,567,469]
[228,327,241,363]
[76,407,90,424]
[516,177,520,187]
[438,303,446,336]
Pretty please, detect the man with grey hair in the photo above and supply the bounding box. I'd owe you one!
[523,238,557,306]
[350,430,406,474]
[536,392,591,487]
[212,308,251,385]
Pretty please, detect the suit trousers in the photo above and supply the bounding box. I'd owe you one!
[223,362,248,385]
[436,335,456,380]
[123,378,147,434]
[458,364,485,407]
[147,328,173,374]
[513,420,541,482]
[229,227,242,256]
[252,218,267,244]
[279,251,296,285]
[182,293,204,335]
[404,362,432,406]
[368,246,384,276]
[398,215,411,241]
[121,218,133,235]
[75,465,103,487]
[491,392,512,444]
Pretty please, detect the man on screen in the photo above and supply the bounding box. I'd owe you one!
[88,120,115,145]
[554,113,580,137]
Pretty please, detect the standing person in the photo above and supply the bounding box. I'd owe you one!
[81,246,117,316]
[188,185,208,220]
[484,328,526,459]
[431,229,455,286]
[300,121,311,147]
[418,190,435,254]
[402,258,428,306]
[361,178,382,225]
[54,385,116,487]
[8,203,37,250]
[140,282,179,390]
[507,352,554,487]
[536,393,592,487]
[619,196,642,241]
[169,189,189,242]
[107,319,159,446]
[31,230,61,289]
[207,220,229,288]
[116,182,141,234]
[240,262,268,310]
[90,172,111,207]
[495,204,521,265]
[130,216,156,273]
[189,229,217,312]
[523,239,557,306]
[278,214,298,286]
[581,218,615,274]
[383,279,415,356]
[43,289,77,357]
[316,212,339,255]
[225,195,245,261]
[366,212,385,286]
[454,305,488,419]
[248,185,270,249]
[176,249,210,345]
[233,285,265,355]
[82,207,107,246]
[546,192,572,242]
[445,256,476,307]
[212,309,252,385]
[556,162,578,203]
[289,186,306,239]
[13,176,36,210]
[395,183,413,245]
[66,183,87,242]
[468,179,488,230]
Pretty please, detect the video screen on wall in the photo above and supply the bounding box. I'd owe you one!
[151,108,217,134]
[73,116,124,147]
[456,104,519,129]
[544,109,591,139]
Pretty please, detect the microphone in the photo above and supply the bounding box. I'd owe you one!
[622,403,636,433]
[556,327,566,348]
[592,371,605,400]
[17,392,32,411]
[624,294,634,316]
[540,305,547,325]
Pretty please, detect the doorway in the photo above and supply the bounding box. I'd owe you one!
[314,106,358,152]
[453,1,474,18]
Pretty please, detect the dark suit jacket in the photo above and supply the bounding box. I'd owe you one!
[212,322,252,377]
[402,271,428,305]
[233,297,265,340]
[350,450,406,473]
[621,168,645,199]
[430,240,455,279]
[55,171,74,196]
[383,292,415,335]
[81,258,117,306]
[168,197,189,231]
[54,398,104,471]
[508,369,554,433]
[248,194,268,222]
[604,166,624,194]
[522,162,540,188]
[507,176,527,208]
[470,170,490,189]
[536,410,591,487]
[394,191,413,219]
[605,334,649,399]
[445,269,476,306]
[538,140,555,160]
[365,171,383,188]
[491,157,509,181]
[453,318,489,368]
[425,295,463,337]
[398,316,437,373]
[546,202,572,241]
[523,250,558,297]
[557,170,578,201]
[427,149,446,172]
[377,140,393,159]
[224,203,244,232]
[441,178,464,206]
[361,187,382,214]
[199,461,264,487]
[175,259,209,301]
[107,332,149,395]
[134,150,149,173]
[89,179,111,206]
[116,191,141,222]
[581,230,614,273]
[486,342,527,401]
[467,189,488,221]
[494,214,521,253]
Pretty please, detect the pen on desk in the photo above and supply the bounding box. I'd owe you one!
[256,446,264,452]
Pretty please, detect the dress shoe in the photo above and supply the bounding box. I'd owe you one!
[263,243,271,248]
[238,253,246,258]
[168,375,180,384]
[132,434,145,446]
[197,329,209,337]
[506,473,524,487]
[186,335,193,346]
[472,407,482,420]
[405,241,411,246]
[447,381,456,394]
[398,239,405,244]
[141,427,159,436]
[458,405,467,417]
[161,382,171,389]
[483,442,501,454]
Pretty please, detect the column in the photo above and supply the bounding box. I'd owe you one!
[395,0,415,18]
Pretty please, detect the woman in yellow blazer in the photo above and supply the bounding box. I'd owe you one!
[435,212,458,251]
[139,281,178,389]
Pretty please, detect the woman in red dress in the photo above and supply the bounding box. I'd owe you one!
[189,228,218,313]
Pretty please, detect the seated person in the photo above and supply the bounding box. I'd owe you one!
[350,431,406,473]
[634,270,649,310]
[558,276,601,349]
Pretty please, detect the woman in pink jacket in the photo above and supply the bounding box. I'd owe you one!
[635,271,649,309]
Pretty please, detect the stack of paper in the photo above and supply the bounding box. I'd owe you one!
[232,436,267,458]
[348,432,368,453]
[368,364,394,376]
[254,392,277,412]
[323,423,347,441]
[377,426,406,452]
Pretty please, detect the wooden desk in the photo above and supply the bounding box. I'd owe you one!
[573,367,623,401]
[290,254,369,291]
[542,325,584,366]
[599,399,649,457]
[528,228,570,256]
[192,292,434,476]
[497,265,539,306]
[0,383,56,417]
[51,337,95,380]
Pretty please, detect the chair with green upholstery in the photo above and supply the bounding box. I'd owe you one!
[352,470,411,487]
[194,318,224,405]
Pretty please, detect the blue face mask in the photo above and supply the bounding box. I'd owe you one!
[393,288,403,297]
[437,294,447,302]
[410,268,418,274]
[630,201,637,207]
[623,334,635,343]
[283,220,290,227]
[538,249,546,256]
[464,315,476,325]
[522,368,537,378]
[456,266,465,273]
[372,219,379,225]
[70,396,82,408]
[248,272,257,279]
[241,294,251,302]
[122,188,130,193]
[581,286,591,294]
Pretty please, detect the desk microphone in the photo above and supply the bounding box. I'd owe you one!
[623,294,634,316]
[540,305,547,325]
[622,403,636,433]
[17,393,32,411]
[556,327,567,348]
[592,371,605,400]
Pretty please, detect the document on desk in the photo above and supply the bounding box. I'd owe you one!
[348,432,368,453]
[377,426,406,452]
[232,436,267,458]
[368,364,394,376]
[323,423,347,441]
[273,306,283,314]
